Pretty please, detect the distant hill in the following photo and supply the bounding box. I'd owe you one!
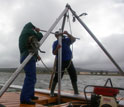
[0,67,117,73]
[0,68,17,72]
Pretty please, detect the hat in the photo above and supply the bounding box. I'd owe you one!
[55,31,59,35]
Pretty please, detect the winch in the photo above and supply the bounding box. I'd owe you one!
[84,78,124,107]
[90,86,119,107]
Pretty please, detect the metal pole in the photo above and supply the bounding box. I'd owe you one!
[68,5,124,75]
[57,12,67,104]
[0,6,69,97]
[39,7,69,46]
[40,29,55,34]
[61,13,67,32]
[58,32,62,104]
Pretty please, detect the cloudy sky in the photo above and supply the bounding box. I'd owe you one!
[0,0,124,71]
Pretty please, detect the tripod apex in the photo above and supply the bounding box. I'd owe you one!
[66,4,70,8]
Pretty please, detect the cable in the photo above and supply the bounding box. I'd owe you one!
[65,11,74,70]
[38,54,51,72]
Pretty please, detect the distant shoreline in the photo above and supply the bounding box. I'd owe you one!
[0,71,121,76]
[0,67,121,76]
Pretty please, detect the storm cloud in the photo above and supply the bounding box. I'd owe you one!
[0,0,124,72]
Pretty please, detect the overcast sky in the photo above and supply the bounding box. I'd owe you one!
[0,0,124,71]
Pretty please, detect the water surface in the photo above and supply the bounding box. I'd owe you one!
[0,72,124,97]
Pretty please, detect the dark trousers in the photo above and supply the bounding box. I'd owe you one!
[53,60,77,83]
[20,56,36,102]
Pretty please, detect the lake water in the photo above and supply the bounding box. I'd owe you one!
[0,72,124,97]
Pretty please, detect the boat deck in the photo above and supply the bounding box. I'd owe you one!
[0,91,86,107]
[0,85,124,107]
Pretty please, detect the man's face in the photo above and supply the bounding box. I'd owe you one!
[55,34,59,39]
[55,31,59,39]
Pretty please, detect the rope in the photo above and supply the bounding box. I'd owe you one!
[40,57,51,72]
[38,12,74,74]
[65,11,74,70]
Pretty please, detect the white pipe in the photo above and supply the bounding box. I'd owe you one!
[58,33,62,104]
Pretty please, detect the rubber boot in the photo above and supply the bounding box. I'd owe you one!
[72,82,79,95]
[50,81,57,97]
[0,104,6,107]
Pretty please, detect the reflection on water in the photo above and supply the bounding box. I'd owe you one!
[0,72,124,97]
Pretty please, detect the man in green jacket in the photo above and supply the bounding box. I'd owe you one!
[19,22,43,105]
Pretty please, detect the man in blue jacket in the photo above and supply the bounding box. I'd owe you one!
[19,22,43,105]
[50,31,79,96]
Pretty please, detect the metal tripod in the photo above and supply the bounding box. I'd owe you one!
[0,4,123,105]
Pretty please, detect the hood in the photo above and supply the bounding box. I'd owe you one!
[23,22,35,30]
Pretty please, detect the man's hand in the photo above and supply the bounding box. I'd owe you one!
[53,44,61,55]
[63,30,76,43]
[35,27,40,32]
[37,55,41,61]
[57,44,62,49]
[63,31,68,35]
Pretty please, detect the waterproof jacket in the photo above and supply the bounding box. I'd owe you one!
[19,22,43,59]
[52,37,73,62]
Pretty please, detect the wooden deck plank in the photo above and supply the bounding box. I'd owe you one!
[0,91,87,107]
[0,92,45,107]
[0,92,72,107]
[0,91,124,107]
